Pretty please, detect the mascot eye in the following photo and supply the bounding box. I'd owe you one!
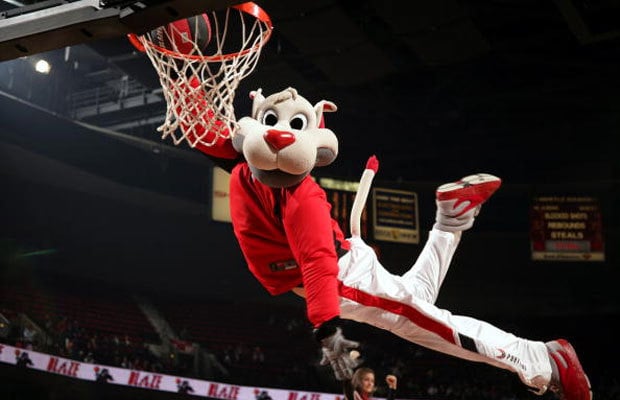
[262,110,278,126]
[290,113,308,130]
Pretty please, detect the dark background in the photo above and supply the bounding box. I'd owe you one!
[0,1,618,396]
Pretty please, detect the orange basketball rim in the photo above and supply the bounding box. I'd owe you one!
[124,2,274,148]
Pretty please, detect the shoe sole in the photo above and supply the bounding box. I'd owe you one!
[436,173,502,216]
[548,339,593,400]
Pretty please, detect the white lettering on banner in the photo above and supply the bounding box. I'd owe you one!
[288,392,322,400]
[47,357,80,377]
[207,383,240,399]
[128,371,163,389]
[0,343,398,400]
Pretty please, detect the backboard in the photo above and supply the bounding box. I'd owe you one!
[0,0,244,61]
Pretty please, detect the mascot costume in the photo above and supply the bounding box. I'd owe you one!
[181,86,591,400]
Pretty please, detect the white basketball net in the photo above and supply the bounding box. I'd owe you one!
[129,3,272,147]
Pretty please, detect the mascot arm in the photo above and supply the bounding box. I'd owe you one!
[176,76,240,163]
[284,191,340,328]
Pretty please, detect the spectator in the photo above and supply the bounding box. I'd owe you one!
[251,346,265,364]
[343,367,397,400]
[22,324,36,349]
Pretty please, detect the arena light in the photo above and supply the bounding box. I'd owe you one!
[34,59,51,74]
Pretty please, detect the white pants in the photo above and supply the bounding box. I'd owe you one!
[337,230,552,390]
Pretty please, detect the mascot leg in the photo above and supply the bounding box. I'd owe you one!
[401,173,501,304]
[401,229,460,304]
[339,251,591,399]
[338,238,553,393]
[339,173,591,399]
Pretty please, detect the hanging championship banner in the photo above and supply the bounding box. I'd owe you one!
[372,187,419,244]
[530,196,604,261]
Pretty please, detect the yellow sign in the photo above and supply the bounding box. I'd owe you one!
[372,187,419,244]
[211,167,231,223]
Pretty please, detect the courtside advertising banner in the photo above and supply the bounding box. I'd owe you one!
[0,343,398,400]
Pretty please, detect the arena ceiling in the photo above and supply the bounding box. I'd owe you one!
[0,0,619,183]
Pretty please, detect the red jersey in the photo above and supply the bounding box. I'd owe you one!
[229,163,350,327]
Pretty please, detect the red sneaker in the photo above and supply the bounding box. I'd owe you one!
[546,339,593,400]
[436,173,502,217]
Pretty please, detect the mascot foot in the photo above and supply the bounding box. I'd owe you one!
[544,339,593,400]
[433,173,501,232]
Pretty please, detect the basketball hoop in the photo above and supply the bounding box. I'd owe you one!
[128,2,272,147]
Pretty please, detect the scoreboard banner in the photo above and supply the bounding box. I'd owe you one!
[319,177,363,239]
[319,177,419,245]
[529,196,604,261]
[372,187,419,244]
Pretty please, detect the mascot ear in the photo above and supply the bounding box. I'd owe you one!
[314,100,337,128]
[250,89,265,118]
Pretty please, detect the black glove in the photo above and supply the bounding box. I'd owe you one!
[314,318,361,380]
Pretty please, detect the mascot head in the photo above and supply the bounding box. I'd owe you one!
[233,87,338,188]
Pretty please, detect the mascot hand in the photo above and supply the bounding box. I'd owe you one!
[319,344,361,380]
[318,326,359,356]
[314,318,360,380]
